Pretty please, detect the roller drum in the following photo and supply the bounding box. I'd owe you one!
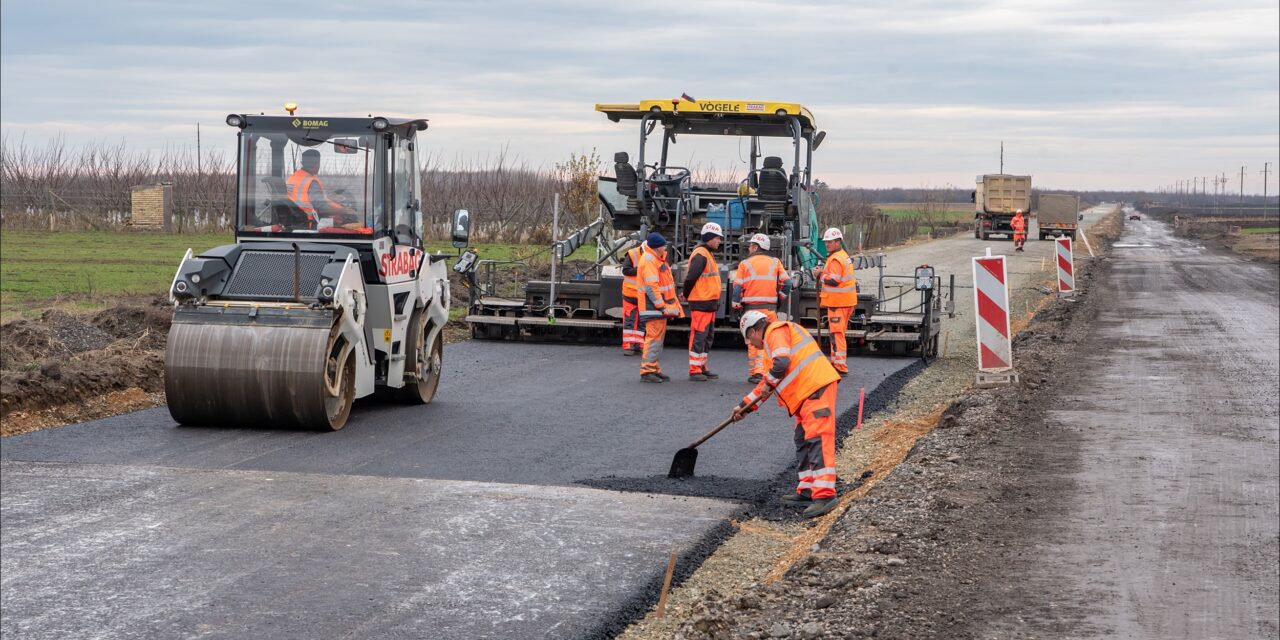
[165,310,354,430]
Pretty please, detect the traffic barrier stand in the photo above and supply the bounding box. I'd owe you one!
[1056,237,1076,298]
[972,249,1019,388]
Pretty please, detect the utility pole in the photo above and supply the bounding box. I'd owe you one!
[1263,162,1272,213]
[999,141,1004,174]
[1233,165,1244,215]
[196,123,202,176]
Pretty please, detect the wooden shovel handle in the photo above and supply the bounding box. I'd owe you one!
[687,397,765,449]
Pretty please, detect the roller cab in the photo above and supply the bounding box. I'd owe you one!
[164,110,451,430]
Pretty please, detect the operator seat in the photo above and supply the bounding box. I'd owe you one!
[614,152,638,197]
[758,156,789,216]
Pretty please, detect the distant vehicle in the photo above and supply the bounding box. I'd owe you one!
[972,174,1032,241]
[1038,193,1080,240]
[1129,213,1142,220]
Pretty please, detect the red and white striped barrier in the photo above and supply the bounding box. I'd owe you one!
[972,252,1013,372]
[1056,237,1075,297]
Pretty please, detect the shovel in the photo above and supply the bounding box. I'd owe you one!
[668,398,763,478]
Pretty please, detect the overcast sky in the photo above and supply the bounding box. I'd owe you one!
[2,0,1277,192]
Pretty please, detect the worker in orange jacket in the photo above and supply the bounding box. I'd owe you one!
[682,222,724,381]
[810,227,857,375]
[619,241,647,355]
[1011,209,1027,252]
[637,233,683,383]
[732,234,792,383]
[286,149,358,229]
[731,310,842,518]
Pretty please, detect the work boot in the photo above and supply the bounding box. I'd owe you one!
[803,497,839,519]
[780,492,813,504]
[641,373,664,383]
[688,372,709,382]
[623,348,639,357]
[702,369,720,380]
[747,374,763,384]
[656,372,671,382]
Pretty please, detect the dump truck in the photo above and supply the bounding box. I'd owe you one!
[460,98,950,357]
[972,174,1032,240]
[1037,193,1080,240]
[164,109,452,430]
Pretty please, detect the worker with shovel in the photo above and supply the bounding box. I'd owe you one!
[731,311,842,518]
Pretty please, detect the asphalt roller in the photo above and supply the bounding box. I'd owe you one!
[165,109,454,430]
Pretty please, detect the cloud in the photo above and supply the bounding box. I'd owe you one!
[1,0,1276,191]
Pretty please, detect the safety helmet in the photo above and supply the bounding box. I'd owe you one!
[748,233,771,251]
[700,222,724,238]
[822,227,844,242]
[739,310,770,338]
[1015,209,1023,214]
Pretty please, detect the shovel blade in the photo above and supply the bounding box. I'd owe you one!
[668,447,699,478]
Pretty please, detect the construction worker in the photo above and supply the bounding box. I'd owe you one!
[810,228,856,375]
[287,149,356,229]
[619,241,647,356]
[1011,209,1027,252]
[731,311,842,519]
[683,222,724,381]
[732,234,792,383]
[637,233,683,383]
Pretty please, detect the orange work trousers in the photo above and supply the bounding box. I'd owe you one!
[793,382,838,500]
[824,307,852,373]
[641,319,667,375]
[744,306,777,376]
[688,310,715,374]
[621,297,643,352]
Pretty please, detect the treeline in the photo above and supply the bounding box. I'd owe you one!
[0,138,963,247]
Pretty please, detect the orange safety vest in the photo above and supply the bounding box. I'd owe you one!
[760,321,840,415]
[286,169,321,217]
[734,254,790,306]
[621,244,644,300]
[637,246,681,319]
[818,249,857,308]
[687,245,722,302]
[1012,215,1026,234]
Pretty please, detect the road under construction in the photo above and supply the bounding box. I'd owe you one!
[0,209,1135,638]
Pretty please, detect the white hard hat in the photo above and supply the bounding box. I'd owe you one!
[822,227,843,242]
[748,233,771,251]
[1015,209,1023,214]
[739,310,769,338]
[700,222,724,238]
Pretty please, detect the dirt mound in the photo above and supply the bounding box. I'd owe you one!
[1,309,116,369]
[1,303,171,423]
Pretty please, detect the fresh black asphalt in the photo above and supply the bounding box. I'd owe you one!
[1,342,916,638]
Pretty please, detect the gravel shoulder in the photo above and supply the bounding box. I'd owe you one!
[619,207,1125,639]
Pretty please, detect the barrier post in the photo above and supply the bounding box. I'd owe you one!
[973,249,1018,387]
[1056,237,1075,298]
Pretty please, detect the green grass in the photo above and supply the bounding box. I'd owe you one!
[1,230,232,304]
[0,230,594,309]
[879,207,971,223]
[1241,227,1280,235]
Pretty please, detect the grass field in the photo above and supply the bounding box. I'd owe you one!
[1241,227,1280,235]
[0,230,590,318]
[878,207,972,223]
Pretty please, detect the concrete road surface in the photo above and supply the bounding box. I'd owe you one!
[2,338,913,637]
[982,216,1280,637]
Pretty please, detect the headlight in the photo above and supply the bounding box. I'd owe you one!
[372,117,389,131]
[321,286,334,298]
[174,281,189,293]
[190,274,201,284]
[225,114,245,128]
